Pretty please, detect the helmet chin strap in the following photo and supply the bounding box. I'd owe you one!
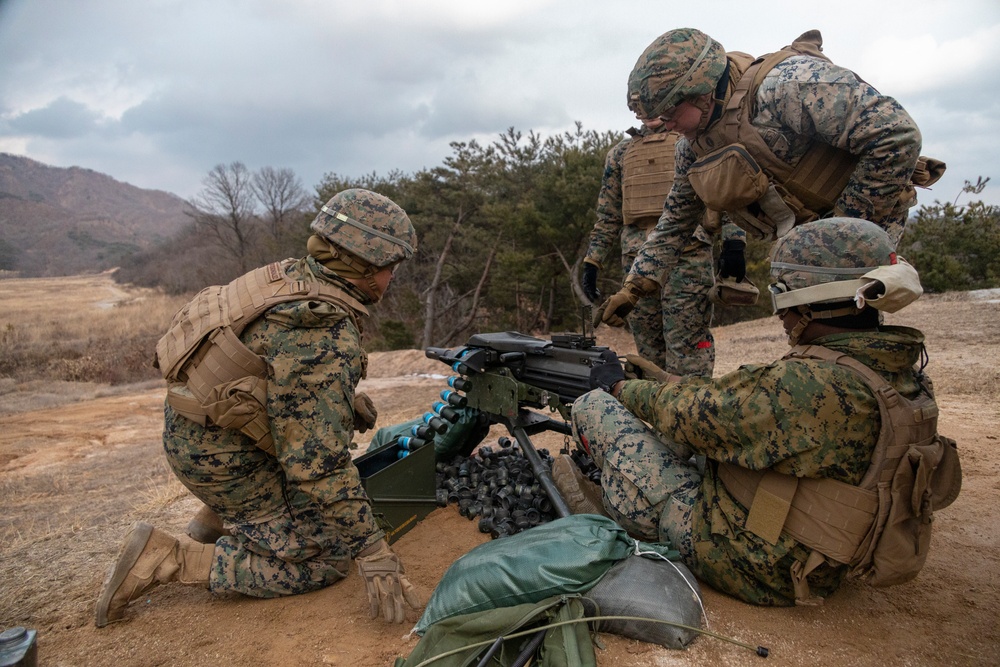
[363,270,384,303]
[683,91,719,134]
[786,302,866,345]
[786,306,813,346]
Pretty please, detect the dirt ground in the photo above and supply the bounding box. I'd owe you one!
[1,281,998,667]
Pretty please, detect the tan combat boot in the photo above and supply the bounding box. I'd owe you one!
[95,522,215,627]
[552,454,607,516]
[185,504,231,544]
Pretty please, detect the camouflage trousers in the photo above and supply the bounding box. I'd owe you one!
[162,404,358,598]
[571,390,702,562]
[622,233,715,377]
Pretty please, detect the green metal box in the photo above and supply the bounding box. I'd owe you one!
[355,441,438,544]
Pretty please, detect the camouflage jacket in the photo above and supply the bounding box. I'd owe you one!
[617,326,927,605]
[237,256,382,555]
[630,55,922,287]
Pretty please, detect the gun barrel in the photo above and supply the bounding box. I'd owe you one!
[425,347,454,362]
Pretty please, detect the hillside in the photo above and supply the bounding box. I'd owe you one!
[0,274,997,666]
[0,153,191,276]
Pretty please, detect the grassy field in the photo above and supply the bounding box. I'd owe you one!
[0,273,188,388]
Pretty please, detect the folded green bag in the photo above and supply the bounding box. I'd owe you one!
[415,514,677,635]
[396,595,595,667]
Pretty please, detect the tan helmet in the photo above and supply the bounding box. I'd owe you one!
[627,28,728,120]
[309,189,417,269]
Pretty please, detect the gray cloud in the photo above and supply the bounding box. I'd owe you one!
[7,97,106,139]
[1,0,998,206]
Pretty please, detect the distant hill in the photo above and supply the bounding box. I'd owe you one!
[0,153,191,277]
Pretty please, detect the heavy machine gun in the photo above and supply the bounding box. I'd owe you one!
[425,331,618,518]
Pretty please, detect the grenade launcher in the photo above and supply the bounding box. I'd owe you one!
[425,331,618,518]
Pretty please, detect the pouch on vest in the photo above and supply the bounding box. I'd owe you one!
[854,434,961,587]
[709,274,760,307]
[688,144,769,211]
[911,156,947,188]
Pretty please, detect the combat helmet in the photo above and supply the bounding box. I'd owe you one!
[310,188,417,269]
[769,218,922,343]
[627,28,728,120]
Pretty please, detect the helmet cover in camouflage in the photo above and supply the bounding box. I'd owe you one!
[310,189,417,269]
[769,218,896,308]
[627,28,728,119]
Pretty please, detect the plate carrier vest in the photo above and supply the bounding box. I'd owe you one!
[154,259,368,456]
[690,32,945,240]
[718,343,961,604]
[622,131,678,228]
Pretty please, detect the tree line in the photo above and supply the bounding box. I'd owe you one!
[112,127,998,350]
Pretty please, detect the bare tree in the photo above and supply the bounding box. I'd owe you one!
[187,162,259,273]
[420,206,470,349]
[252,166,310,241]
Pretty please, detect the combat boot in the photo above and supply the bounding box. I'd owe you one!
[95,522,215,627]
[186,504,231,544]
[552,454,607,516]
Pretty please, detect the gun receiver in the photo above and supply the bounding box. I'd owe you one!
[426,331,616,518]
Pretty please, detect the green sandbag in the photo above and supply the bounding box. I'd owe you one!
[395,595,595,667]
[367,406,489,462]
[414,514,677,635]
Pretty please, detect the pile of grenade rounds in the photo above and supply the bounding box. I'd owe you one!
[435,437,601,539]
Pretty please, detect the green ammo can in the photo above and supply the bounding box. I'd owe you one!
[355,439,438,544]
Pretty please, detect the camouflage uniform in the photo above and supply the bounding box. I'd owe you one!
[629,40,921,290]
[587,127,716,376]
[95,189,420,629]
[163,255,380,597]
[572,326,927,605]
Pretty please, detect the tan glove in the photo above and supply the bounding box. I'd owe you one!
[593,276,659,328]
[353,392,378,433]
[356,539,423,624]
[623,354,672,382]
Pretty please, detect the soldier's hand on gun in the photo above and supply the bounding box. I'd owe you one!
[353,392,378,433]
[589,350,626,394]
[356,539,423,624]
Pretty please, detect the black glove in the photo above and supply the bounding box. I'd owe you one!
[581,263,601,303]
[718,239,747,282]
[589,350,626,393]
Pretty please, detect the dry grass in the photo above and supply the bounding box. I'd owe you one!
[0,276,998,666]
[0,272,189,385]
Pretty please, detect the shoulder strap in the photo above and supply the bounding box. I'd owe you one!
[156,260,368,381]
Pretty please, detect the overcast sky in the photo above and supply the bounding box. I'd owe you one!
[1,0,998,208]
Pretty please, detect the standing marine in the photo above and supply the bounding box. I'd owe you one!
[95,188,423,627]
[596,28,944,329]
[581,119,721,377]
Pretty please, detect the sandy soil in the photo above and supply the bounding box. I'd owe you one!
[0,286,998,667]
